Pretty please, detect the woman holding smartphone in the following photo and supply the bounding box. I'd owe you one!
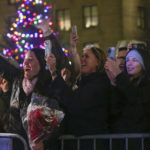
[105,47,150,150]
[46,45,111,150]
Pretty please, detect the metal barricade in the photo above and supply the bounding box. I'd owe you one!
[59,133,150,150]
[0,133,28,150]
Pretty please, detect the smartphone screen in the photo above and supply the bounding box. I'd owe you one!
[72,25,78,36]
[107,47,116,59]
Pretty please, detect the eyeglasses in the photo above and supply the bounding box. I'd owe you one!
[117,56,126,60]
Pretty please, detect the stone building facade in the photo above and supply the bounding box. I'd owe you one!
[0,0,150,53]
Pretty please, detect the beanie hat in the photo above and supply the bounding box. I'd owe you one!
[126,49,145,70]
[30,48,46,70]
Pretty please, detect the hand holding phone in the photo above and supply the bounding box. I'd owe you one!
[107,47,116,60]
[70,25,78,48]
[45,40,52,58]
[72,25,78,37]
[45,40,52,70]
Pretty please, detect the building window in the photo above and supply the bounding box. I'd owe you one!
[137,7,146,29]
[9,0,20,4]
[56,9,71,31]
[83,5,98,28]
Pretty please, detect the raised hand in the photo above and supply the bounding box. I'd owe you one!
[0,77,9,93]
[70,32,78,49]
[104,58,122,86]
[61,68,72,86]
[35,18,51,35]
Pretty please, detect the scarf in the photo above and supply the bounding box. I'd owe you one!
[22,77,38,96]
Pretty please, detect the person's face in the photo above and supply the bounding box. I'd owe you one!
[126,56,143,77]
[117,50,128,71]
[23,51,40,80]
[118,50,127,58]
[80,49,99,75]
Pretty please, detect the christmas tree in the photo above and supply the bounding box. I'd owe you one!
[1,0,69,67]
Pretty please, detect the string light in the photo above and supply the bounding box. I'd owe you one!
[15,56,19,60]
[3,0,69,67]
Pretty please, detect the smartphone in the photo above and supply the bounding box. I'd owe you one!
[45,40,52,70]
[45,40,52,58]
[72,25,78,37]
[107,47,116,60]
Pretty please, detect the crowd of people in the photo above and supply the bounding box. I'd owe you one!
[0,18,150,150]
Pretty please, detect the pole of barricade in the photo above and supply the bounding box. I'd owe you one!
[125,137,128,150]
[59,133,150,150]
[141,137,144,150]
[0,133,28,150]
[93,139,96,150]
[77,139,80,150]
[61,139,64,150]
[109,138,112,150]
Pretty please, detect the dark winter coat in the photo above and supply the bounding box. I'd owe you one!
[0,55,21,132]
[110,48,150,133]
[0,90,11,132]
[110,72,150,133]
[9,77,63,150]
[7,70,54,148]
[49,72,111,136]
[0,35,69,149]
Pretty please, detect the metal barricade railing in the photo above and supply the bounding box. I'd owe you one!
[59,133,150,150]
[0,133,28,150]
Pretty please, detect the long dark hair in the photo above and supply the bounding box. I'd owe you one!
[27,48,52,96]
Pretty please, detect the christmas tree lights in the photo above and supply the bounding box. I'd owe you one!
[2,0,69,67]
